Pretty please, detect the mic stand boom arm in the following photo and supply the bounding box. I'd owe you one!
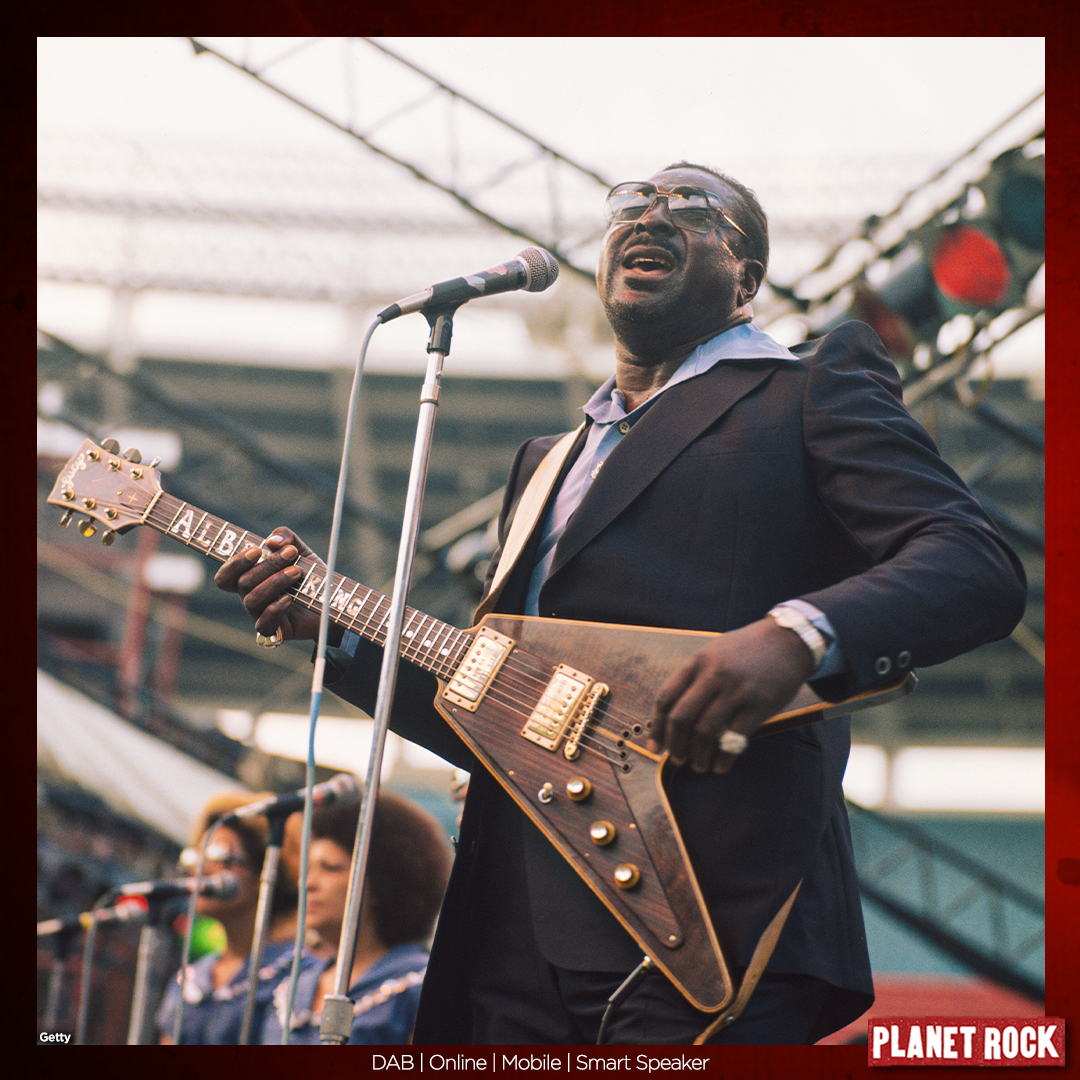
[319,307,458,1045]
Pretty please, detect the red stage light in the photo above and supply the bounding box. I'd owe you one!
[929,225,1012,308]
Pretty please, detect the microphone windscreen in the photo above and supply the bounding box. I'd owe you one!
[519,248,560,292]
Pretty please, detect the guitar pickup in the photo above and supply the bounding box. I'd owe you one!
[521,665,594,752]
[443,627,516,711]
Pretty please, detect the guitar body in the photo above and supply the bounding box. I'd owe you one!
[435,616,733,1012]
[429,613,913,1013]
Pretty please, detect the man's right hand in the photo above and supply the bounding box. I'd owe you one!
[214,528,327,645]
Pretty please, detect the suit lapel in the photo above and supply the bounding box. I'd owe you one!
[548,361,780,578]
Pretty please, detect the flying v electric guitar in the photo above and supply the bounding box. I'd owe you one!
[49,438,915,1014]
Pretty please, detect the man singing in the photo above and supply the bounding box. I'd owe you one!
[215,163,1026,1044]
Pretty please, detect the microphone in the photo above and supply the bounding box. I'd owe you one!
[117,870,240,901]
[377,247,559,323]
[37,895,149,937]
[221,773,361,822]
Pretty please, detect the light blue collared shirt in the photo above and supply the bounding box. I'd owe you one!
[523,323,843,676]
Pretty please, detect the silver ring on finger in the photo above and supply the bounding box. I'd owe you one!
[718,730,748,755]
[256,629,284,648]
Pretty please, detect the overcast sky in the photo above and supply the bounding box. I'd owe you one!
[37,37,1045,376]
[38,37,1044,168]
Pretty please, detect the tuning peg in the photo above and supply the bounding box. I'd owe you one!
[148,457,162,469]
[102,531,116,546]
[123,448,143,464]
[78,519,97,538]
[100,439,120,454]
[59,509,74,528]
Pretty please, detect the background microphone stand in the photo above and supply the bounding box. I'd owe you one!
[237,812,287,1041]
[126,896,176,1044]
[237,811,287,1045]
[39,922,80,1031]
[319,307,458,1045]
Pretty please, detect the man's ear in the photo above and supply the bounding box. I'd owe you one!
[739,259,765,306]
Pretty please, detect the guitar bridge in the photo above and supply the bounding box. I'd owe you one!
[521,665,599,753]
[443,627,516,711]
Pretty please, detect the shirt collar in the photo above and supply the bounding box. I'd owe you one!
[584,323,799,425]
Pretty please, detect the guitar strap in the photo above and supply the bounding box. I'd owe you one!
[693,879,803,1043]
[473,423,585,623]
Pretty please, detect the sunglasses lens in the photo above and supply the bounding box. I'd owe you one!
[606,185,655,222]
[668,195,719,233]
[605,185,721,234]
[180,843,245,869]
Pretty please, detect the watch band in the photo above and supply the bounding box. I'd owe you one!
[767,605,828,670]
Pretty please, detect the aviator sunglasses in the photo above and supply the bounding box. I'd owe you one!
[605,182,750,237]
[179,842,251,870]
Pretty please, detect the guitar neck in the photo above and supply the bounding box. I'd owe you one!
[145,492,471,680]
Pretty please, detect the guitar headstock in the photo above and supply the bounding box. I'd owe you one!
[47,438,163,545]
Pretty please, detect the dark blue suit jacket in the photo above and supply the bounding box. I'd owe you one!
[326,321,1026,1042]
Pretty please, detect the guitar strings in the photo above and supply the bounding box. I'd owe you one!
[139,499,655,755]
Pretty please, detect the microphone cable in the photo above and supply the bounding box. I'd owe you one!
[596,956,655,1046]
[279,314,381,1043]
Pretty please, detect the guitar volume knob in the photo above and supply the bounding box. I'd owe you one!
[590,821,615,846]
[566,777,592,801]
[613,863,641,889]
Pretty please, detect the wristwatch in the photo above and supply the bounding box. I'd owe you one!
[767,605,828,671]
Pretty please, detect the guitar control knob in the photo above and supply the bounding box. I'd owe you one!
[613,864,641,889]
[590,821,616,846]
[566,777,592,802]
[537,783,554,804]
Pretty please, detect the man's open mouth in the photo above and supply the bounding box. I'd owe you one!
[621,247,676,275]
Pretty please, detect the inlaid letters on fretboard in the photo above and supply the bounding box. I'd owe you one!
[151,493,470,679]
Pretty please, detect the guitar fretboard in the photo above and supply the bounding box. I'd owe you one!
[145,493,471,681]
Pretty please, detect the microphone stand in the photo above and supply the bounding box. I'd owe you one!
[126,896,175,1045]
[319,307,458,1044]
[41,923,80,1030]
[237,812,286,1045]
